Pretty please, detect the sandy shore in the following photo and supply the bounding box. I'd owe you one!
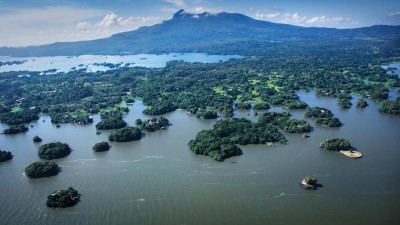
[340,150,363,158]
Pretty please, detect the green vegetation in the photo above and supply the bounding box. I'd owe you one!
[0,108,39,125]
[282,100,308,109]
[33,135,42,142]
[0,150,13,162]
[196,109,218,119]
[320,138,351,151]
[46,187,80,208]
[337,99,352,109]
[316,117,342,127]
[139,117,169,132]
[301,176,318,190]
[305,107,334,118]
[258,112,311,133]
[356,99,368,108]
[235,102,251,110]
[380,97,400,115]
[24,161,59,178]
[95,110,127,130]
[92,142,110,152]
[50,113,93,125]
[38,142,71,160]
[189,115,288,161]
[253,102,270,110]
[109,127,142,142]
[3,125,28,134]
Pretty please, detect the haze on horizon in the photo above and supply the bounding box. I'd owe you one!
[1,0,400,47]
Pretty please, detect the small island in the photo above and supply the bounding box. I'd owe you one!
[253,102,270,110]
[300,176,319,190]
[320,138,362,158]
[320,138,351,151]
[38,142,72,160]
[46,187,80,208]
[139,117,169,132]
[92,142,110,152]
[33,135,42,143]
[95,111,127,130]
[356,99,368,108]
[316,117,342,127]
[305,107,334,118]
[196,109,218,119]
[0,150,13,162]
[235,102,251,110]
[25,161,60,178]
[3,125,29,134]
[109,127,142,142]
[282,100,308,109]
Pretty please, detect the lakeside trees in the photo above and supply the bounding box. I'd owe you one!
[38,142,71,160]
[305,107,334,118]
[25,161,59,178]
[380,97,400,115]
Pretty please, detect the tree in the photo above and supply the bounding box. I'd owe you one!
[46,187,80,208]
[38,142,71,160]
[25,161,59,178]
[0,150,13,162]
[92,142,110,152]
[320,138,351,151]
[109,127,142,142]
[33,135,42,142]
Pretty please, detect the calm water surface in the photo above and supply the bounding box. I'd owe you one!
[0,54,242,73]
[0,93,399,225]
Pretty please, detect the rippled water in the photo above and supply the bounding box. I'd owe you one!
[0,93,399,225]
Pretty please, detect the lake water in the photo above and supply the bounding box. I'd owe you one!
[0,54,242,73]
[383,63,400,77]
[1,92,399,225]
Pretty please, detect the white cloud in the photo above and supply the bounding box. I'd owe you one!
[162,0,186,8]
[0,6,161,47]
[251,8,357,28]
[388,12,400,17]
[282,12,307,25]
[76,13,160,34]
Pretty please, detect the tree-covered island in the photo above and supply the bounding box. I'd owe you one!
[92,142,111,152]
[320,138,351,151]
[38,142,71,160]
[0,150,13,162]
[46,187,80,208]
[3,125,29,134]
[33,135,42,142]
[25,161,60,178]
[95,110,127,130]
[189,111,313,161]
[109,127,142,142]
[138,117,169,132]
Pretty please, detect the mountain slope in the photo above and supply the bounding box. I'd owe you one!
[1,10,399,56]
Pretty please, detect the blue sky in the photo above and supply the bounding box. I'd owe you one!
[0,0,399,47]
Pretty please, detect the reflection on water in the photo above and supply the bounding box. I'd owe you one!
[1,93,400,225]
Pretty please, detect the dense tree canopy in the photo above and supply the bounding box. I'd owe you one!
[3,125,28,134]
[0,150,13,162]
[109,127,142,142]
[25,161,59,178]
[46,187,80,208]
[92,142,111,152]
[38,142,71,160]
[320,138,351,151]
